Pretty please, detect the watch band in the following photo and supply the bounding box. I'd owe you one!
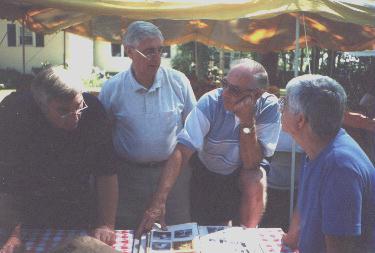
[241,124,255,134]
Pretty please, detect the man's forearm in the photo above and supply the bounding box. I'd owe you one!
[96,174,118,229]
[344,111,375,132]
[152,144,193,204]
[240,119,263,170]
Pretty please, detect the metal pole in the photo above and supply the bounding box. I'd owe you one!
[22,18,26,73]
[289,15,300,223]
[63,30,66,68]
[194,41,199,78]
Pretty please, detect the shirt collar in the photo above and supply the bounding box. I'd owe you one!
[129,66,162,93]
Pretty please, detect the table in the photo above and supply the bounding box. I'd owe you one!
[0,228,296,253]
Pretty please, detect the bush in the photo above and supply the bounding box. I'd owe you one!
[82,67,109,89]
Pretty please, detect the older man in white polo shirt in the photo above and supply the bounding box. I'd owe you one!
[99,21,196,229]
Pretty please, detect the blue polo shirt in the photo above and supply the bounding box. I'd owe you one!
[178,88,281,175]
[298,128,375,252]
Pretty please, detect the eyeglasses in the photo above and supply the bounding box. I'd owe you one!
[134,47,164,60]
[221,78,256,97]
[60,100,88,119]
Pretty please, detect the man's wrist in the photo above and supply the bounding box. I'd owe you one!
[240,120,255,135]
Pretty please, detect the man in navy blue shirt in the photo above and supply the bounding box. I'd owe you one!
[0,67,119,252]
[282,74,375,253]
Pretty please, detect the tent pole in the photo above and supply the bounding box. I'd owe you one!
[63,30,66,68]
[289,14,300,224]
[22,17,26,74]
[194,41,199,78]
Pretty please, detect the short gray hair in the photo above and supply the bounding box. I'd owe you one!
[285,74,347,138]
[230,58,269,89]
[31,66,84,108]
[123,21,164,48]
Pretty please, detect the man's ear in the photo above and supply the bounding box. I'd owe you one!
[125,46,133,59]
[296,113,307,130]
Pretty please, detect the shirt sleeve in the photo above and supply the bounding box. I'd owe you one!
[177,94,212,151]
[98,77,116,122]
[321,165,363,236]
[179,73,197,121]
[84,94,119,177]
[256,94,281,157]
[177,106,210,151]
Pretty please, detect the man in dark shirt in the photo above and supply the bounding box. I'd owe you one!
[0,66,119,252]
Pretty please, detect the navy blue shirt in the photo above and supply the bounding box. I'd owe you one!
[298,129,375,252]
[0,91,118,228]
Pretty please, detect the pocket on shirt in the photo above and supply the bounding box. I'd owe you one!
[155,109,179,134]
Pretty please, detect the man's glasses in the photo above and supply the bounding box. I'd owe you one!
[60,100,88,119]
[221,78,256,97]
[134,47,165,60]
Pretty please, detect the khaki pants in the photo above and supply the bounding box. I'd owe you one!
[116,161,192,229]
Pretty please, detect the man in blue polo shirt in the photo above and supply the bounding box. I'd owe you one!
[135,59,281,236]
[282,75,375,253]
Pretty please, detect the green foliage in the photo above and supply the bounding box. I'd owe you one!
[82,67,109,88]
[171,43,195,77]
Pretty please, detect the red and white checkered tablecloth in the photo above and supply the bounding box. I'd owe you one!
[257,228,297,253]
[20,229,133,253]
[1,228,296,253]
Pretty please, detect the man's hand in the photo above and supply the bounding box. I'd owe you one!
[282,232,299,250]
[92,225,116,246]
[0,236,22,253]
[233,89,262,123]
[135,201,167,239]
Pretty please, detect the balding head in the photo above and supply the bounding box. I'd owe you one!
[229,59,269,89]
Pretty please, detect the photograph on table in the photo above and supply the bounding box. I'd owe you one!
[152,231,172,240]
[174,229,193,238]
[151,241,172,251]
[172,240,193,251]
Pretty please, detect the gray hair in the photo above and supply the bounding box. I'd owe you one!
[285,74,347,138]
[123,21,164,48]
[31,66,84,108]
[230,58,269,89]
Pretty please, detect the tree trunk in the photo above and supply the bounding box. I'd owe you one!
[259,52,278,86]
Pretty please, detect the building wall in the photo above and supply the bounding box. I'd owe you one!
[65,33,94,78]
[0,19,174,76]
[94,40,173,74]
[0,19,65,73]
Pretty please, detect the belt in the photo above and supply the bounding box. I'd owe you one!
[126,160,167,168]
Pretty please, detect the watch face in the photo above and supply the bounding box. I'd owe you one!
[242,127,251,134]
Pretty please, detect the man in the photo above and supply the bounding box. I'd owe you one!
[281,75,375,253]
[0,67,119,252]
[99,21,196,229]
[136,59,281,236]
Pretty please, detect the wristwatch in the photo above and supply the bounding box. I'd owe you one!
[241,124,255,134]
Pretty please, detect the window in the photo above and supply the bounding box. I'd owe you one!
[35,33,44,47]
[111,43,121,57]
[7,24,16,47]
[19,27,33,45]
